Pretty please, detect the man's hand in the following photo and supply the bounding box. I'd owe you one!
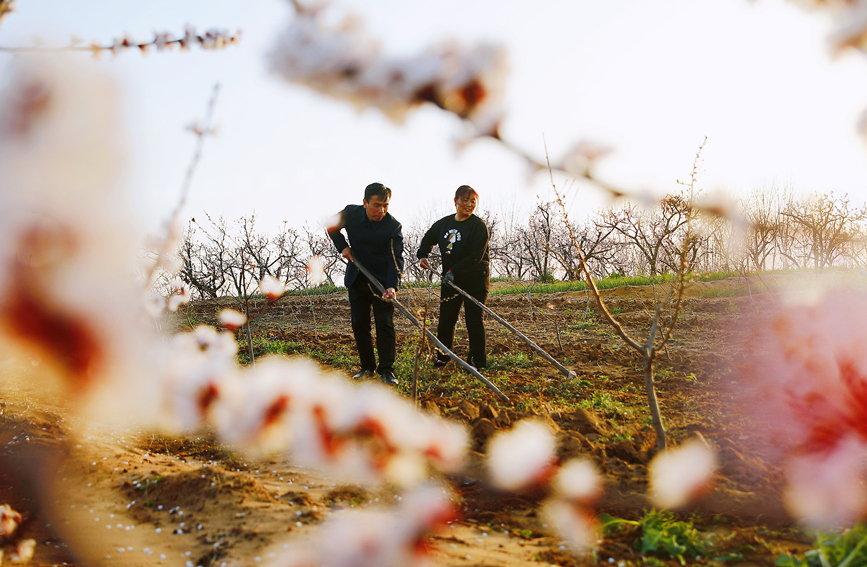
[419,257,431,271]
[341,247,354,262]
[443,271,455,285]
[383,287,397,300]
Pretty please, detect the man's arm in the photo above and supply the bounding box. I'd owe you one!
[327,207,352,261]
[416,221,439,271]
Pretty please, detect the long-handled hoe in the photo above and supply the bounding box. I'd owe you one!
[350,258,509,403]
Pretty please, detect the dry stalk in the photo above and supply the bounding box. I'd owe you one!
[412,301,428,405]
[143,84,221,291]
[544,136,704,449]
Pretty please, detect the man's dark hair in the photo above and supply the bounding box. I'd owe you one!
[364,182,392,202]
[455,185,479,200]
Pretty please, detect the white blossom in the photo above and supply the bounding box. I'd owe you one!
[259,275,286,300]
[551,458,603,504]
[218,308,247,330]
[486,419,558,491]
[647,438,717,509]
[268,3,507,134]
[0,57,162,427]
[306,255,326,287]
[559,141,613,178]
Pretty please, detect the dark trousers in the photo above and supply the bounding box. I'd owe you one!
[348,279,395,373]
[437,280,488,368]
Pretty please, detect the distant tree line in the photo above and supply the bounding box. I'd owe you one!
[174,186,867,300]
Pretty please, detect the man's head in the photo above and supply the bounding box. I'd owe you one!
[363,182,391,222]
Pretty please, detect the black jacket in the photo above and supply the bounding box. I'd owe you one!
[417,213,489,288]
[328,204,404,290]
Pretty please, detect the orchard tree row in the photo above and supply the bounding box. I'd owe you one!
[175,185,867,300]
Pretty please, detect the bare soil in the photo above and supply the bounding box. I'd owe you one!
[2,273,859,567]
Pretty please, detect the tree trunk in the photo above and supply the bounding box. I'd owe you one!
[643,354,666,449]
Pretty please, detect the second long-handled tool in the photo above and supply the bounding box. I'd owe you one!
[445,279,577,380]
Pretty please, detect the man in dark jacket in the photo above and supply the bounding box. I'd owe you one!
[417,185,490,369]
[328,182,404,386]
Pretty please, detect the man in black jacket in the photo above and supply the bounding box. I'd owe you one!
[328,183,404,386]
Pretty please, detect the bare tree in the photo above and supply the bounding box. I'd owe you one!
[179,220,231,299]
[520,200,558,281]
[271,223,304,288]
[489,214,531,280]
[599,190,693,277]
[781,192,867,271]
[847,224,867,269]
[401,225,431,284]
[300,224,342,287]
[740,185,791,272]
[550,217,618,280]
[239,216,283,283]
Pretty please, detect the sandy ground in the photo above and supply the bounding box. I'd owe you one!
[0,389,585,567]
[4,272,865,566]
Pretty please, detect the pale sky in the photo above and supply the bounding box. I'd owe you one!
[2,0,867,236]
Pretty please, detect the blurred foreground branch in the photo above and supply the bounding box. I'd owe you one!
[0,26,240,57]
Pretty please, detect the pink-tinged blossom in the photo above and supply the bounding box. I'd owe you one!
[259,275,285,300]
[270,484,457,567]
[218,308,247,330]
[213,356,319,455]
[268,2,508,135]
[144,290,166,318]
[210,356,467,485]
[647,438,717,509]
[0,57,163,426]
[486,419,558,491]
[156,326,239,432]
[0,504,22,537]
[293,378,422,484]
[166,278,191,311]
[417,414,469,474]
[327,383,468,484]
[783,435,867,527]
[323,213,343,234]
[741,287,867,527]
[323,383,429,483]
